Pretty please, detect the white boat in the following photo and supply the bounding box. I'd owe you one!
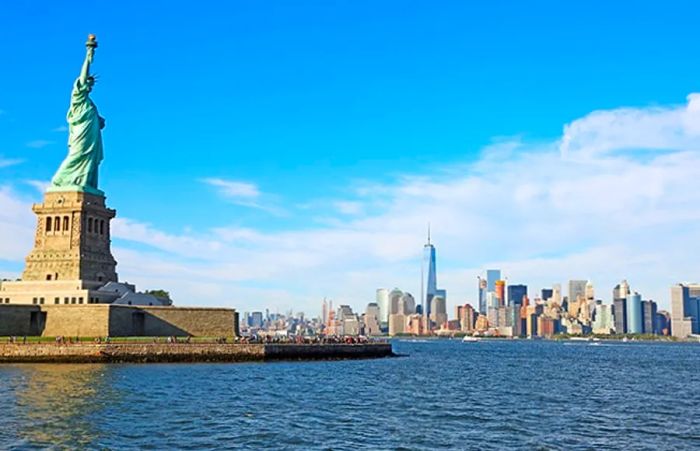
[462,336,481,342]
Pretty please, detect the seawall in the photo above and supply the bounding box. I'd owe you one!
[0,342,394,363]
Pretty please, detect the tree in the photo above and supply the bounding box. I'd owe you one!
[145,289,170,299]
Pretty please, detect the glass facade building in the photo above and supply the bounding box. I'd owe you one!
[642,300,658,334]
[486,269,501,292]
[541,288,553,301]
[478,277,487,314]
[421,240,437,318]
[507,285,527,306]
[613,298,627,334]
[626,293,643,334]
[375,288,390,324]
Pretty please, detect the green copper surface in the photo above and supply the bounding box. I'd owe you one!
[48,35,105,196]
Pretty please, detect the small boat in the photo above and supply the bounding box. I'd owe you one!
[462,336,481,343]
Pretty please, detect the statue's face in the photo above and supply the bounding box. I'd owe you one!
[86,78,95,92]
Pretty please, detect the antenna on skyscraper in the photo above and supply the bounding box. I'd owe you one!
[427,222,431,245]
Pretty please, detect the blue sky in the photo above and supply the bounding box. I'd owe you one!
[2,1,700,313]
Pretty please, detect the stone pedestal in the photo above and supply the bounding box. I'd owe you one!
[22,191,117,283]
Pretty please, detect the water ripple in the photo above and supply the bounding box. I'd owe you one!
[0,341,699,450]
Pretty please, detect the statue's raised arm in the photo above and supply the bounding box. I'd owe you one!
[48,34,105,196]
[80,34,97,86]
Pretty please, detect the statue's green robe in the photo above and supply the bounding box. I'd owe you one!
[49,77,104,195]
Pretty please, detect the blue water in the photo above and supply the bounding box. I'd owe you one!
[1,340,699,450]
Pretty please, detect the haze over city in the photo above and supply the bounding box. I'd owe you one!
[2,2,700,315]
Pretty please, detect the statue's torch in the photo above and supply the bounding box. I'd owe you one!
[86,34,98,49]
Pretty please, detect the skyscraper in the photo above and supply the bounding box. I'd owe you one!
[585,280,594,301]
[507,284,527,306]
[388,288,403,316]
[626,292,642,334]
[592,304,614,334]
[641,300,658,334]
[250,311,264,329]
[399,292,416,315]
[657,310,672,335]
[486,291,498,310]
[495,280,506,307]
[552,284,562,305]
[421,227,437,318]
[541,288,553,301]
[568,280,587,303]
[456,304,476,332]
[613,298,627,334]
[364,303,381,336]
[419,227,446,328]
[613,280,631,301]
[486,269,501,292]
[671,284,700,338]
[376,288,390,324]
[478,277,487,314]
[429,295,447,328]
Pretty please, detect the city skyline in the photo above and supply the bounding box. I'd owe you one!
[236,233,697,339]
[2,3,700,314]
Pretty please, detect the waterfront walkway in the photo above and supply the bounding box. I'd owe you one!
[0,341,394,364]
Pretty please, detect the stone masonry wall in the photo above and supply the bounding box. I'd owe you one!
[0,343,393,363]
[125,306,237,337]
[41,305,111,337]
[0,304,237,338]
[0,305,41,336]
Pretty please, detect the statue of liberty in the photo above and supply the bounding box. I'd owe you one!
[48,34,105,196]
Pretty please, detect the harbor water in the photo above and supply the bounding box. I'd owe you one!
[1,339,699,450]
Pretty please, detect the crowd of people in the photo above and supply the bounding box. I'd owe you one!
[238,334,385,344]
[4,335,386,345]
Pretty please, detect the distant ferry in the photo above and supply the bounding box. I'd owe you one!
[462,336,481,343]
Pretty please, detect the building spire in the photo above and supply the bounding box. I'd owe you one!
[427,222,431,245]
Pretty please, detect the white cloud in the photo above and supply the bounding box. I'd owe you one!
[202,178,260,199]
[26,140,53,149]
[0,186,35,261]
[0,157,22,168]
[25,180,49,194]
[201,177,286,215]
[112,218,223,258]
[334,201,364,215]
[560,94,700,161]
[52,126,68,132]
[2,94,700,315]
